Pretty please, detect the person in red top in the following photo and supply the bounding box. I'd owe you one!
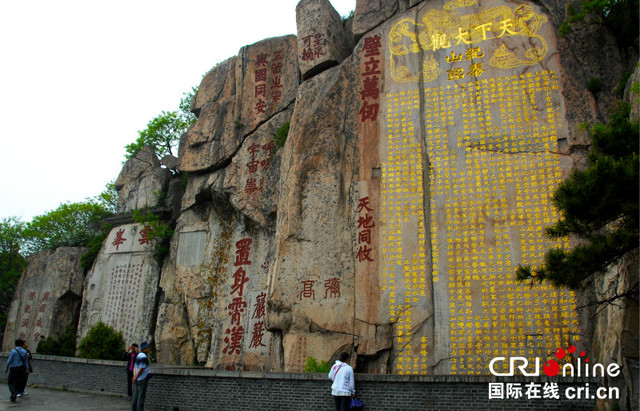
[122,343,139,397]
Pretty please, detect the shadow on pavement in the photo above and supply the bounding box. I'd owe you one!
[0,386,162,410]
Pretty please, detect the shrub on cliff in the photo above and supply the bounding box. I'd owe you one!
[304,356,330,373]
[124,87,197,160]
[77,321,125,361]
[36,326,77,357]
[516,102,639,297]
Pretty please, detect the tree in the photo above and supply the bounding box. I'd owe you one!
[22,201,114,254]
[89,181,118,215]
[0,217,28,335]
[36,326,76,357]
[560,0,639,50]
[124,88,198,160]
[516,102,639,296]
[77,321,125,360]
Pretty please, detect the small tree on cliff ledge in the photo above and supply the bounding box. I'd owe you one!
[516,102,639,301]
[125,87,197,160]
[77,321,125,360]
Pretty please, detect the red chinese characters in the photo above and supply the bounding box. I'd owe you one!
[252,292,266,320]
[248,321,266,348]
[298,278,342,301]
[224,238,253,356]
[301,33,326,62]
[254,51,284,116]
[357,196,375,262]
[20,289,53,345]
[138,226,152,245]
[324,278,341,298]
[299,280,316,300]
[359,35,382,122]
[244,140,275,195]
[112,229,127,250]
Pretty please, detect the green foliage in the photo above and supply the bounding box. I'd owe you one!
[587,77,602,94]
[516,103,639,290]
[342,9,354,25]
[125,87,198,160]
[132,210,173,263]
[78,182,118,269]
[180,172,191,189]
[154,189,168,207]
[615,71,633,96]
[0,217,28,334]
[304,356,330,373]
[77,321,125,360]
[272,122,290,150]
[23,201,114,254]
[560,0,639,49]
[36,326,77,357]
[92,181,118,215]
[80,222,113,270]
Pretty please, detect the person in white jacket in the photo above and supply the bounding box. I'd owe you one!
[328,352,355,411]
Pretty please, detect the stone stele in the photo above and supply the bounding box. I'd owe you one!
[77,224,161,347]
[2,247,86,351]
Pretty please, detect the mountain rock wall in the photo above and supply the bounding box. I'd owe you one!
[3,247,86,348]
[4,2,637,403]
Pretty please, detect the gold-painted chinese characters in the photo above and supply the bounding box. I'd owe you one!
[389,4,548,82]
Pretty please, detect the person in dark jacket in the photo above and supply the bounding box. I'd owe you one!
[122,343,139,397]
[5,339,29,402]
[18,341,33,396]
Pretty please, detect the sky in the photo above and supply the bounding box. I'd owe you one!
[0,0,355,221]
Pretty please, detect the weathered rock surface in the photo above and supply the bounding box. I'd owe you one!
[155,201,278,370]
[266,64,361,370]
[352,0,419,41]
[2,247,86,350]
[179,35,299,173]
[77,224,161,346]
[6,1,638,393]
[116,145,171,213]
[625,62,640,122]
[592,250,639,411]
[296,0,352,80]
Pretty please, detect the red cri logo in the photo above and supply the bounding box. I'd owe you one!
[544,345,588,377]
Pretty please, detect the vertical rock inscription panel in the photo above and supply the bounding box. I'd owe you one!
[377,0,582,374]
[78,224,160,346]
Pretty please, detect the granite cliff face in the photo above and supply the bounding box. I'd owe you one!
[4,0,638,408]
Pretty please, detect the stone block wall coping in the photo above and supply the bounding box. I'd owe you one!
[12,353,599,385]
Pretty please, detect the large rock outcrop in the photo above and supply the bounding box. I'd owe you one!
[116,145,171,213]
[77,224,161,346]
[2,248,86,349]
[4,3,637,400]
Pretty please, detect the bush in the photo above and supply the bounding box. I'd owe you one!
[36,326,77,357]
[77,321,125,360]
[587,77,602,94]
[273,122,290,149]
[304,356,330,373]
[80,223,113,269]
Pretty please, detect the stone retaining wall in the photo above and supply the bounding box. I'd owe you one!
[0,354,598,410]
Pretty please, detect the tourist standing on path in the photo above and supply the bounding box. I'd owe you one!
[5,339,30,402]
[123,343,139,397]
[18,341,33,396]
[131,341,151,411]
[328,352,355,411]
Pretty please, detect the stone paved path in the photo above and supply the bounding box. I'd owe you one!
[0,386,162,410]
